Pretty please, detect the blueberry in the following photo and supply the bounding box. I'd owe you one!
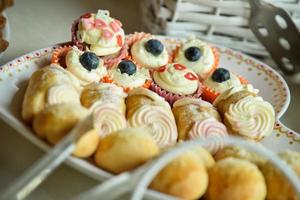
[79,52,99,71]
[118,60,136,75]
[184,46,201,62]
[211,68,230,83]
[144,39,164,56]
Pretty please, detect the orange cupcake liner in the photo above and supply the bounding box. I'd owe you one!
[51,45,72,68]
[202,75,249,103]
[101,75,152,93]
[171,45,220,81]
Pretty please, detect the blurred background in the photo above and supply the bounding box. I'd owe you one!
[0,0,300,199]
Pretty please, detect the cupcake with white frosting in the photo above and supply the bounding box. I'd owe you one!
[202,68,248,103]
[131,37,169,69]
[151,63,202,105]
[71,10,127,67]
[103,59,152,92]
[174,37,219,80]
[65,47,107,85]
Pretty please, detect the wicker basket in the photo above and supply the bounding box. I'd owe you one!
[140,0,300,58]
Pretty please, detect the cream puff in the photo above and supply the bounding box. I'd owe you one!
[131,37,169,69]
[206,157,267,200]
[150,151,208,200]
[65,47,107,84]
[94,128,159,173]
[174,37,219,80]
[33,103,99,158]
[126,88,178,148]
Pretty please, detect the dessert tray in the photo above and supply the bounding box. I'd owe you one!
[1,36,300,200]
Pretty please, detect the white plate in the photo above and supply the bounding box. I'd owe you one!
[0,12,10,59]
[0,38,299,186]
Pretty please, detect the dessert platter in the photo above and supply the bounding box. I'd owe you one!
[0,9,300,199]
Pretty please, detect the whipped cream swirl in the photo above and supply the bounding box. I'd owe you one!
[225,96,275,140]
[47,84,80,105]
[128,104,178,148]
[189,118,228,154]
[90,101,127,138]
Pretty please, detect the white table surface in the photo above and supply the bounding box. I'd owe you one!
[1,0,300,199]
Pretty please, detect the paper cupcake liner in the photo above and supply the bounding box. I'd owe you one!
[151,82,203,106]
[102,75,152,93]
[202,75,249,103]
[71,13,128,68]
[51,45,72,68]
[172,45,220,81]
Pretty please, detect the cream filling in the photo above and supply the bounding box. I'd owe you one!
[47,84,80,105]
[174,37,215,79]
[225,96,275,140]
[131,37,169,69]
[65,47,107,84]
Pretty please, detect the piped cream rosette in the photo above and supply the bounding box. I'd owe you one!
[126,88,178,148]
[214,84,275,140]
[47,84,81,105]
[172,97,228,153]
[90,101,127,138]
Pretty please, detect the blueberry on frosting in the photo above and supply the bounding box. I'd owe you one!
[79,52,99,71]
[184,46,201,62]
[212,68,230,83]
[145,39,164,56]
[118,60,136,75]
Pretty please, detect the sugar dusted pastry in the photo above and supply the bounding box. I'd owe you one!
[104,60,152,92]
[174,37,219,80]
[22,64,81,123]
[261,150,300,200]
[131,37,169,69]
[94,128,159,173]
[206,157,266,200]
[150,151,208,200]
[172,97,228,153]
[214,145,266,166]
[65,47,107,84]
[33,103,99,158]
[74,10,125,56]
[214,84,275,140]
[151,63,202,105]
[126,88,177,148]
[80,82,127,138]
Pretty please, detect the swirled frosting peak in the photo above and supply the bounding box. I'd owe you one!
[128,104,178,148]
[225,96,275,140]
[153,63,199,95]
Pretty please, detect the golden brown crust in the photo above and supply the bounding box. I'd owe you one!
[150,152,208,200]
[206,157,266,200]
[22,65,80,123]
[261,150,300,200]
[94,128,159,174]
[172,103,221,140]
[125,94,154,118]
[0,0,14,12]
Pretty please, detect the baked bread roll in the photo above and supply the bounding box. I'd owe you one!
[261,150,300,200]
[172,97,227,153]
[150,150,208,200]
[81,83,127,138]
[214,84,275,140]
[22,64,81,123]
[206,157,266,200]
[33,103,98,158]
[94,128,159,174]
[126,88,177,148]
